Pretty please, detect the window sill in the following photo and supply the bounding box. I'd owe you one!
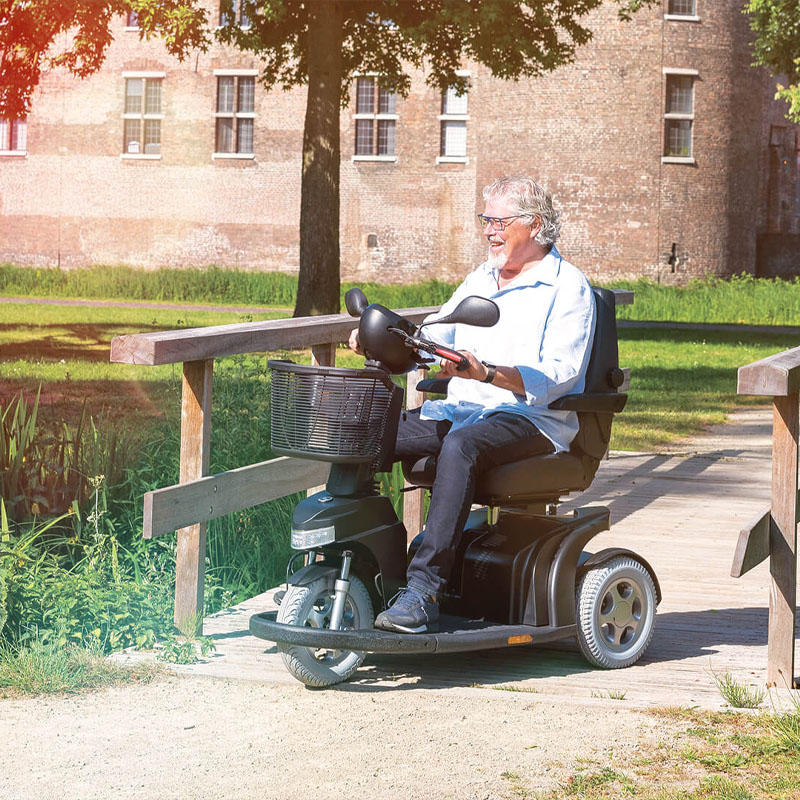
[436,156,469,164]
[0,150,27,158]
[121,153,162,160]
[124,26,140,31]
[352,155,397,162]
[664,14,700,22]
[212,153,255,160]
[661,156,695,164]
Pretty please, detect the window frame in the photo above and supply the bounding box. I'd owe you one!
[121,72,165,160]
[664,0,699,22]
[662,68,698,164]
[437,73,470,164]
[212,69,258,160]
[218,0,252,29]
[352,76,398,162]
[125,10,139,29]
[0,118,28,157]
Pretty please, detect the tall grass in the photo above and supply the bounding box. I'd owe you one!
[0,263,457,310]
[609,273,800,326]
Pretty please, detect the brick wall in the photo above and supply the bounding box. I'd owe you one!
[0,1,796,283]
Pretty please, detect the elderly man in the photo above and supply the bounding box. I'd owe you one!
[350,175,596,633]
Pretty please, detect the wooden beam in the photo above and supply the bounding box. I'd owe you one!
[610,289,634,306]
[738,345,800,397]
[402,369,427,543]
[144,456,331,538]
[731,507,771,578]
[767,393,799,688]
[110,307,436,366]
[173,360,212,634]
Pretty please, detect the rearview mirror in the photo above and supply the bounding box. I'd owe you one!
[420,295,500,329]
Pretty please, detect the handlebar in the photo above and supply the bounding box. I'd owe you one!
[387,327,470,371]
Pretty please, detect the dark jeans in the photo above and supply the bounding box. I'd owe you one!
[394,408,555,596]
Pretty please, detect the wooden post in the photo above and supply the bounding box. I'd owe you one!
[174,359,213,634]
[768,393,799,688]
[403,369,426,543]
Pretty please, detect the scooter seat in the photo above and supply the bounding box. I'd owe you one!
[402,450,599,505]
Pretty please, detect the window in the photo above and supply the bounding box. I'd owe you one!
[214,73,256,157]
[438,84,469,163]
[0,119,27,154]
[122,75,164,157]
[666,0,696,15]
[353,77,397,160]
[220,0,251,27]
[125,10,139,27]
[663,71,696,161]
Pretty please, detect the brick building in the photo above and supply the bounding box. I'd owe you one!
[1,0,797,284]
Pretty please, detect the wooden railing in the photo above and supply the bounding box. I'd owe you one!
[110,290,633,633]
[732,345,800,688]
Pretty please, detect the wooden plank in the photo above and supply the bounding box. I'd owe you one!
[174,360,212,634]
[110,307,437,366]
[402,368,427,543]
[737,344,800,397]
[730,506,771,578]
[767,393,799,687]
[610,289,634,306]
[143,456,331,538]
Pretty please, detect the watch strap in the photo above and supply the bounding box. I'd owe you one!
[481,361,497,384]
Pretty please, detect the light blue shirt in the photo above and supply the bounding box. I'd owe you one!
[419,246,596,454]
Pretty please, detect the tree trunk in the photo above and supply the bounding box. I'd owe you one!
[294,2,344,317]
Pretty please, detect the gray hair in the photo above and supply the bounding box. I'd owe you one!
[482,176,561,247]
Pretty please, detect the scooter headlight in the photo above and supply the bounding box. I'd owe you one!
[291,525,335,550]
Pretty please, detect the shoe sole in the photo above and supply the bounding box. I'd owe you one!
[374,619,440,634]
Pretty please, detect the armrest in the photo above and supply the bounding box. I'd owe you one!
[548,393,628,413]
[416,377,451,394]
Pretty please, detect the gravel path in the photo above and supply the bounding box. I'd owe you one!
[0,675,676,800]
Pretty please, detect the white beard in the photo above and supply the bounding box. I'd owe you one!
[487,249,507,270]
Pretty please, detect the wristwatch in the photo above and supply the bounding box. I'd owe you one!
[481,361,497,384]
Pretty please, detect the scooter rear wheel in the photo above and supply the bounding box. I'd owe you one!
[576,556,657,669]
[276,574,374,687]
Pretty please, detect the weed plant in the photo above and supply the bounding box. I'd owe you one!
[713,670,766,709]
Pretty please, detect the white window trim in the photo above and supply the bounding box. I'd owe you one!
[664,113,695,120]
[120,154,162,160]
[122,113,165,120]
[438,113,470,122]
[436,156,469,165]
[662,67,699,76]
[122,71,166,79]
[661,156,696,164]
[124,26,139,32]
[664,14,700,21]
[213,112,256,119]
[212,152,256,160]
[0,150,27,157]
[352,155,397,163]
[353,113,398,121]
[213,69,259,77]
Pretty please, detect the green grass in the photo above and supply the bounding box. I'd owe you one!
[609,273,800,326]
[0,637,162,696]
[713,670,766,709]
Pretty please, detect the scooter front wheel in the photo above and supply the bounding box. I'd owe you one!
[576,556,657,669]
[276,573,374,687]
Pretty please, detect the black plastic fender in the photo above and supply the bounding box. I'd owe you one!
[287,562,340,588]
[576,547,662,605]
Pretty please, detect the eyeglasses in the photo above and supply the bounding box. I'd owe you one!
[477,213,523,232]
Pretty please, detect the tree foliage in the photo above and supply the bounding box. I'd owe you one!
[0,0,209,119]
[746,0,800,121]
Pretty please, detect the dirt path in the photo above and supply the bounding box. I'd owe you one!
[0,674,679,800]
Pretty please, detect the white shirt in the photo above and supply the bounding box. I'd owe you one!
[419,246,596,453]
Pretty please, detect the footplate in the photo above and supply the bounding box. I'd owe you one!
[250,611,575,655]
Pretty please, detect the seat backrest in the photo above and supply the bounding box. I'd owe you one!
[569,286,622,461]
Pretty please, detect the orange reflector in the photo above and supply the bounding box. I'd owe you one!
[507,634,532,645]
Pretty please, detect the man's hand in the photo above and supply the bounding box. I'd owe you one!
[438,351,484,381]
[348,328,363,355]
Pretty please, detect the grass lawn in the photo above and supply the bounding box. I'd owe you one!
[1,300,793,451]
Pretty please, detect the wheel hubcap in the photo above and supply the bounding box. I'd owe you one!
[597,578,644,652]
[304,589,358,666]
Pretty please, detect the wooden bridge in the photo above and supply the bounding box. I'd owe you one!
[110,305,799,708]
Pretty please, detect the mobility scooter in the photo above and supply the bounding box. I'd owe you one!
[250,286,660,687]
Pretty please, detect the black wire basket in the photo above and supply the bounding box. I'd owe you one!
[268,360,399,464]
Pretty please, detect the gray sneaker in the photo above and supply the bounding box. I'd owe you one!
[375,586,439,634]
